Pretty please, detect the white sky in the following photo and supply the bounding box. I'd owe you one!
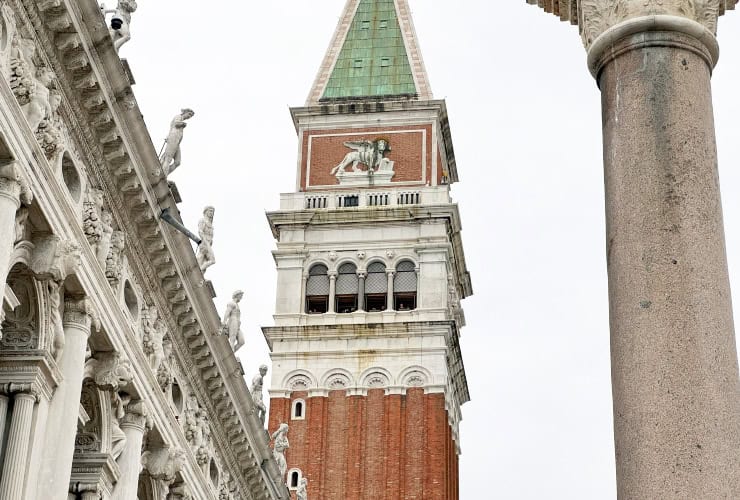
[123,2,740,498]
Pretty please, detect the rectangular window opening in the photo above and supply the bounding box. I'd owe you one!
[306,296,328,314]
[380,58,391,67]
[336,295,358,314]
[361,20,371,29]
[379,20,388,29]
[394,293,417,311]
[366,294,387,312]
[353,59,364,69]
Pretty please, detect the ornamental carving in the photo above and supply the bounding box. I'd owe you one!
[364,372,390,389]
[105,230,125,288]
[1,272,37,349]
[327,373,351,390]
[287,375,312,391]
[528,0,736,47]
[85,351,134,391]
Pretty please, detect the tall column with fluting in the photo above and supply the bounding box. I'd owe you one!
[111,400,148,500]
[0,388,38,500]
[40,298,92,500]
[525,2,740,497]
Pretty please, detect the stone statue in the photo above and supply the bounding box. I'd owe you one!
[158,108,194,175]
[196,206,215,274]
[156,337,174,392]
[142,304,166,375]
[297,478,308,500]
[270,423,289,480]
[21,65,55,133]
[221,290,245,352]
[330,139,392,175]
[141,445,186,495]
[9,38,37,106]
[83,188,105,250]
[35,89,63,159]
[97,211,113,268]
[100,1,137,52]
[47,280,64,361]
[250,365,268,425]
[105,230,125,288]
[14,206,29,244]
[109,391,130,459]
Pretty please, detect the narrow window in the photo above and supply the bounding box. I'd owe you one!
[292,399,306,420]
[290,471,299,488]
[361,20,371,29]
[335,263,358,313]
[353,59,363,69]
[394,261,417,311]
[365,262,387,311]
[379,19,388,29]
[380,58,391,68]
[306,265,329,314]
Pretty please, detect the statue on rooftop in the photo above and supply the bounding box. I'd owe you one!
[196,206,215,274]
[250,364,268,425]
[159,108,194,176]
[221,290,245,353]
[100,0,138,53]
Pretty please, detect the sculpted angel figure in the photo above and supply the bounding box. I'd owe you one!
[221,290,245,352]
[270,423,289,480]
[196,206,216,274]
[330,138,391,176]
[21,66,54,133]
[100,0,137,52]
[159,108,194,175]
[251,365,268,425]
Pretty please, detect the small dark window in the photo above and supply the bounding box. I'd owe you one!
[342,195,359,207]
[394,293,416,311]
[306,264,330,314]
[379,20,388,29]
[380,58,390,67]
[394,261,417,311]
[290,471,299,488]
[336,295,358,314]
[361,20,371,29]
[295,401,303,418]
[353,59,363,69]
[366,294,386,312]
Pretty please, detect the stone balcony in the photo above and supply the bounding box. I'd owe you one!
[279,185,452,210]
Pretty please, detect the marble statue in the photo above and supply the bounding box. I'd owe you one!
[98,211,114,268]
[110,391,130,460]
[297,478,308,500]
[142,305,166,374]
[105,230,125,288]
[21,66,54,133]
[270,423,289,480]
[14,206,29,244]
[221,290,244,352]
[159,108,194,175]
[196,206,215,274]
[330,139,392,175]
[100,1,137,53]
[250,365,268,425]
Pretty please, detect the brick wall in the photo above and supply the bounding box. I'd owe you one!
[269,390,460,499]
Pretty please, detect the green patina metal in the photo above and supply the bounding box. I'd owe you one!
[321,0,417,100]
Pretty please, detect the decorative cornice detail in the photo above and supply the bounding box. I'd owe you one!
[525,0,736,47]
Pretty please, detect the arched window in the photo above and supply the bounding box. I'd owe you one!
[306,264,329,314]
[335,263,358,313]
[394,261,417,311]
[365,262,387,311]
[288,469,302,490]
[291,399,306,420]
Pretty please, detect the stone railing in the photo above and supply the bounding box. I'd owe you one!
[280,186,450,210]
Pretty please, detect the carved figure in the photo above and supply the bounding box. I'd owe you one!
[48,280,64,361]
[35,89,62,158]
[105,230,125,288]
[142,446,186,481]
[270,423,289,480]
[100,0,137,52]
[109,391,130,459]
[157,337,174,392]
[21,66,55,133]
[83,188,105,247]
[86,352,134,391]
[250,364,268,425]
[9,38,37,106]
[158,108,194,175]
[221,290,244,352]
[141,304,166,374]
[297,478,308,500]
[196,206,215,274]
[330,139,392,175]
[14,206,29,244]
[97,211,113,268]
[0,4,17,72]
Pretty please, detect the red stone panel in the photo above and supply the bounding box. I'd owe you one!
[404,388,425,499]
[362,389,386,498]
[325,391,348,498]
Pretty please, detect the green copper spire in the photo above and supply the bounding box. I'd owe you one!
[321,0,417,100]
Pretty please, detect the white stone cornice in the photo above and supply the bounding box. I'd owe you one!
[525,0,736,47]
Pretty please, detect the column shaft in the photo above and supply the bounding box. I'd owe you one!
[41,299,91,500]
[111,405,147,500]
[357,274,366,312]
[0,392,36,500]
[0,395,8,454]
[328,274,336,313]
[598,29,740,498]
[386,272,395,311]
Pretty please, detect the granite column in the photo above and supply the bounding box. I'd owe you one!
[590,17,740,498]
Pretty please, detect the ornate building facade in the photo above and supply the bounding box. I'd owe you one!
[0,1,286,499]
[263,1,472,498]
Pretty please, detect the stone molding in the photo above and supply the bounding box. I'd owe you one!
[63,297,92,330]
[525,0,736,48]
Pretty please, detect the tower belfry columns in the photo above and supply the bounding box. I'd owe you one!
[526,2,740,498]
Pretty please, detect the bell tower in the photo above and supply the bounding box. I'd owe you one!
[263,1,472,498]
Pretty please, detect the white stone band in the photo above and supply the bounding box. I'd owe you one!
[587,15,719,78]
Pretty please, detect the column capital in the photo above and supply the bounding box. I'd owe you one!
[63,297,92,330]
[120,399,148,430]
[328,271,337,279]
[0,382,40,401]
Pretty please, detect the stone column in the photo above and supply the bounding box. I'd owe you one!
[0,167,21,288]
[111,400,148,500]
[0,390,9,453]
[386,270,395,311]
[524,4,740,497]
[328,271,337,313]
[0,387,38,500]
[40,298,92,500]
[357,271,366,312]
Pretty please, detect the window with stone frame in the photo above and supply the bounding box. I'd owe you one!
[335,263,358,313]
[306,264,329,314]
[393,260,417,311]
[365,261,387,311]
[291,398,306,420]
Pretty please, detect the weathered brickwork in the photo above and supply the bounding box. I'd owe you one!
[270,390,459,500]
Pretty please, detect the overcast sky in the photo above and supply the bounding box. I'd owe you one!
[122,2,740,498]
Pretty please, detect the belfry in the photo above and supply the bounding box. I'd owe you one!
[262,1,472,498]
